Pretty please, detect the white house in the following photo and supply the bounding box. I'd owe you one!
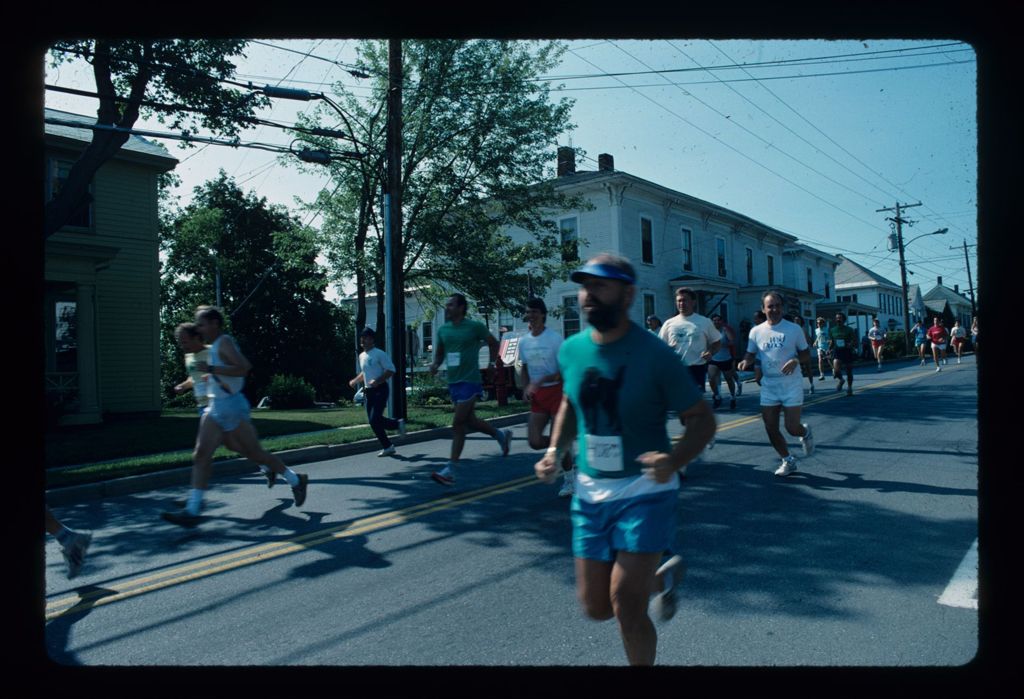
[923,276,975,329]
[349,148,844,365]
[829,254,906,340]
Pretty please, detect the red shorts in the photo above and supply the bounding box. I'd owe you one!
[952,337,965,347]
[870,339,884,349]
[529,383,563,415]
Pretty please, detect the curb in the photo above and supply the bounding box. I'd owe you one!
[45,412,530,507]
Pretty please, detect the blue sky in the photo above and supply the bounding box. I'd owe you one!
[44,39,978,300]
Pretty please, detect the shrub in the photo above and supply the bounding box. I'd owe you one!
[412,385,451,406]
[883,331,907,358]
[163,392,198,410]
[266,374,316,409]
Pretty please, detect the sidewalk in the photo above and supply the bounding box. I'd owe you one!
[45,412,531,507]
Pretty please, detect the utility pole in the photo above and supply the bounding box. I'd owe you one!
[385,39,406,421]
[953,240,978,319]
[878,201,921,356]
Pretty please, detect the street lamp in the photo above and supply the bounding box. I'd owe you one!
[894,227,948,355]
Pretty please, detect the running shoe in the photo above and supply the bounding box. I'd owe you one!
[161,509,202,528]
[712,394,722,409]
[935,365,942,372]
[774,456,797,477]
[62,531,92,579]
[649,554,686,622]
[809,383,815,395]
[800,423,814,457]
[706,435,715,451]
[292,473,309,507]
[500,429,512,456]
[818,375,826,381]
[730,397,736,410]
[558,473,575,498]
[261,465,276,488]
[431,465,455,486]
[377,445,397,457]
[736,382,743,396]
[836,377,845,392]
[846,387,853,396]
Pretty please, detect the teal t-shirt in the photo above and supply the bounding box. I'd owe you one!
[436,319,490,385]
[559,323,701,479]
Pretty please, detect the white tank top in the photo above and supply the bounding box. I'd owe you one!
[207,335,245,398]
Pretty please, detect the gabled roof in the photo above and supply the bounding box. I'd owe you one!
[907,284,925,308]
[44,108,177,166]
[834,254,900,290]
[923,283,972,307]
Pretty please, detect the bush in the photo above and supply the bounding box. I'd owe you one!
[883,331,907,358]
[163,392,198,410]
[266,374,316,409]
[411,385,451,406]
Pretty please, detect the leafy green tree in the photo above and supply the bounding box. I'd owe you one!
[160,172,353,403]
[45,39,268,238]
[290,39,589,345]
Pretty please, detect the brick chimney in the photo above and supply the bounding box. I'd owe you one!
[937,276,943,286]
[954,284,959,294]
[598,153,614,172]
[557,147,576,177]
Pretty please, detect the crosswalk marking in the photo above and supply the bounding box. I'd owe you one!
[938,539,978,610]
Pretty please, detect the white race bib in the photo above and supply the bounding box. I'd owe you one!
[835,339,845,348]
[446,352,461,368]
[586,434,624,472]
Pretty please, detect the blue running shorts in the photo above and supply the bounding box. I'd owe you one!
[570,489,677,561]
[448,381,483,404]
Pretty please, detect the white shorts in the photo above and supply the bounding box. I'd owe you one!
[933,343,947,351]
[759,376,805,407]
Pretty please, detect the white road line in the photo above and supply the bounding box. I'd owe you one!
[937,539,978,610]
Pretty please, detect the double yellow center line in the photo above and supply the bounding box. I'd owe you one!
[46,474,542,620]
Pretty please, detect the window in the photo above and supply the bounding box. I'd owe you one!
[47,158,92,229]
[681,228,693,271]
[716,238,727,278]
[745,248,753,284]
[54,300,78,373]
[560,217,579,263]
[422,321,433,354]
[562,296,580,337]
[641,217,653,264]
[643,293,656,321]
[766,255,775,285]
[825,282,830,299]
[720,301,730,324]
[807,268,813,293]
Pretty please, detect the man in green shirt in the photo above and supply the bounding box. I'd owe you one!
[828,311,857,396]
[428,293,512,485]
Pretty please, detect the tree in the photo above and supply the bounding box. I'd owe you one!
[160,172,353,404]
[45,39,268,238]
[290,40,589,345]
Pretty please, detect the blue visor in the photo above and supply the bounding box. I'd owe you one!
[570,262,636,285]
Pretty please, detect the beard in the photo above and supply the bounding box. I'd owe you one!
[584,298,622,332]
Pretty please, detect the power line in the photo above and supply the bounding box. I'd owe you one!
[540,42,972,83]
[583,42,884,232]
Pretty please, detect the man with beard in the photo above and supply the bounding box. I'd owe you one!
[428,293,512,485]
[534,253,716,666]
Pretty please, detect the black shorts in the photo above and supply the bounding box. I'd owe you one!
[687,364,709,391]
[709,358,734,371]
[833,347,854,364]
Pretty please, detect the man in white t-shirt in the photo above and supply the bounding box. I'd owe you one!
[737,290,815,477]
[658,287,721,458]
[518,298,574,497]
[350,327,406,456]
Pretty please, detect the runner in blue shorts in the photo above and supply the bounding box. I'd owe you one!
[428,293,512,486]
[534,253,716,666]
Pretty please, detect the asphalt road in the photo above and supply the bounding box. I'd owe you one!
[42,356,981,676]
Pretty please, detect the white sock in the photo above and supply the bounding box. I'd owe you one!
[186,489,205,515]
[258,464,271,474]
[282,468,300,487]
